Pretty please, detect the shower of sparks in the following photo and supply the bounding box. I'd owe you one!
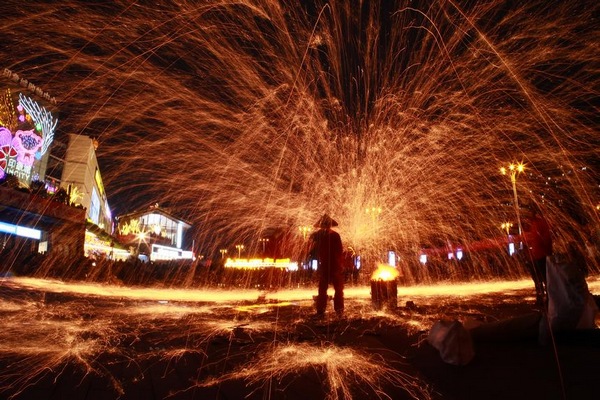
[0,296,125,397]
[0,0,598,282]
[195,342,432,400]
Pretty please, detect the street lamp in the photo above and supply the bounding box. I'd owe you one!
[219,248,227,258]
[299,226,312,241]
[500,162,525,236]
[501,221,513,245]
[365,206,382,218]
[235,244,245,258]
[500,222,513,235]
[259,238,269,254]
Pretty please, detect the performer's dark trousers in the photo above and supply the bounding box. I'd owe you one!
[529,257,547,302]
[316,267,344,314]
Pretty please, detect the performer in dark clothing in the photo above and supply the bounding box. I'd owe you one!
[309,214,344,317]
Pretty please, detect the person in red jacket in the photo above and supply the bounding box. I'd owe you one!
[309,214,344,318]
[523,207,553,306]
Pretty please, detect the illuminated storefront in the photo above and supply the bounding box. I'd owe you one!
[0,185,86,259]
[84,230,130,261]
[117,205,193,262]
[0,221,42,240]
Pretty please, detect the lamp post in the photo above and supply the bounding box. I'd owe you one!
[365,206,382,219]
[259,238,269,254]
[299,226,312,241]
[219,248,227,258]
[235,244,245,258]
[501,222,513,236]
[500,163,524,236]
[501,222,513,245]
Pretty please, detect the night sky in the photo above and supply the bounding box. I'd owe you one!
[1,0,598,254]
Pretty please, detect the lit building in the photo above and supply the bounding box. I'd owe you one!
[60,134,113,233]
[116,205,193,262]
[58,133,121,260]
[1,69,190,264]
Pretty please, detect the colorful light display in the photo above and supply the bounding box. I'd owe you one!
[225,258,299,271]
[0,91,57,183]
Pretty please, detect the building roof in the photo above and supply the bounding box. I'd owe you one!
[116,204,192,228]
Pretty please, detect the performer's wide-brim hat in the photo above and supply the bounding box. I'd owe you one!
[314,214,338,228]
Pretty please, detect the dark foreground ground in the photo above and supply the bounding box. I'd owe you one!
[0,277,599,400]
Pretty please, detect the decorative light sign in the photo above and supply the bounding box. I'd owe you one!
[2,68,57,105]
[94,168,105,196]
[151,243,193,261]
[0,91,57,182]
[225,258,299,271]
[0,221,42,240]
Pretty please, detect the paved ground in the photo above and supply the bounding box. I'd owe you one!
[1,277,599,400]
